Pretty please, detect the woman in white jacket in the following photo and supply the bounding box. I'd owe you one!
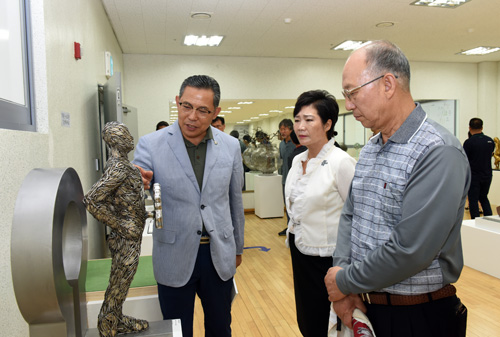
[285,90,356,337]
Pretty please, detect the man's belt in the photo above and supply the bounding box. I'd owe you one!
[360,284,456,306]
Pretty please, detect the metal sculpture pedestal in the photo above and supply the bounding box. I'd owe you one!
[11,168,181,337]
[11,168,88,337]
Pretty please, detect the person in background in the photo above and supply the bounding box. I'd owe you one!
[230,129,247,154]
[230,129,249,190]
[285,89,356,336]
[287,130,307,170]
[325,40,470,337]
[463,117,495,219]
[133,75,244,337]
[211,116,226,131]
[242,134,252,148]
[156,121,169,130]
[278,118,295,236]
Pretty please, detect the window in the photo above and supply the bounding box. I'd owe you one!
[0,0,35,131]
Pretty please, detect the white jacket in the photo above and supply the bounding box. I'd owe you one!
[285,139,356,257]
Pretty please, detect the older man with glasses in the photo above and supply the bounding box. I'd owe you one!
[325,40,470,337]
[133,75,245,337]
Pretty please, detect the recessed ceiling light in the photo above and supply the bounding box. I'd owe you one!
[228,107,241,110]
[285,106,295,109]
[184,35,223,47]
[410,0,471,9]
[190,12,212,19]
[332,40,372,51]
[250,117,259,119]
[458,46,500,55]
[376,22,395,28]
[237,101,254,105]
[221,110,232,113]
[259,113,269,116]
[269,110,283,113]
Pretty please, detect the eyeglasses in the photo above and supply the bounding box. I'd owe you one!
[342,74,398,101]
[178,102,214,118]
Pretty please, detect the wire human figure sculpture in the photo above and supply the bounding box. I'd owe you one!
[84,121,149,337]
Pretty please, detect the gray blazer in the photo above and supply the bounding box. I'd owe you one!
[133,122,245,287]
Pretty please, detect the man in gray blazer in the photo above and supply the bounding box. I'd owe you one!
[133,75,245,337]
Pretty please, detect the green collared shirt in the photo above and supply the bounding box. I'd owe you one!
[183,127,213,191]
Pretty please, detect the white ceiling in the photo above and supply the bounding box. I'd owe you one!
[101,0,500,124]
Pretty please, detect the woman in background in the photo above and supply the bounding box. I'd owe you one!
[285,90,356,336]
[287,130,307,169]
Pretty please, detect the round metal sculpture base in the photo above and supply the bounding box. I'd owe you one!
[11,168,88,337]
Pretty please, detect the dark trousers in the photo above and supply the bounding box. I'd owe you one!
[289,233,332,337]
[468,176,493,219]
[157,244,233,337]
[366,295,466,337]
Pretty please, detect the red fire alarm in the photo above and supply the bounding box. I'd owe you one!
[74,42,81,60]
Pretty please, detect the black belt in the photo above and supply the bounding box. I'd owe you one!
[360,284,456,306]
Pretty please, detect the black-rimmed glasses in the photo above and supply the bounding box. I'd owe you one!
[178,102,214,118]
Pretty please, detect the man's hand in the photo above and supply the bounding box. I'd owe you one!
[325,266,347,302]
[135,165,153,189]
[331,294,367,329]
[236,255,242,268]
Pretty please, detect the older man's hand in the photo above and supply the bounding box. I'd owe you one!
[325,266,347,302]
[331,294,367,330]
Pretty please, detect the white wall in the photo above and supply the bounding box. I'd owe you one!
[123,55,346,137]
[124,54,500,145]
[123,54,500,198]
[0,0,123,335]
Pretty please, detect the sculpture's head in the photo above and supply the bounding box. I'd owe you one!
[102,121,134,154]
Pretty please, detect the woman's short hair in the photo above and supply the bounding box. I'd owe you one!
[293,90,339,140]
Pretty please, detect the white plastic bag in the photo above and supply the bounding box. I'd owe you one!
[328,306,376,337]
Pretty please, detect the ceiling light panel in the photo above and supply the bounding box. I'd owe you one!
[410,0,471,8]
[458,46,500,55]
[183,35,224,46]
[333,40,372,51]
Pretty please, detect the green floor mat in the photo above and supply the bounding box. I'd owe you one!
[86,255,156,292]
